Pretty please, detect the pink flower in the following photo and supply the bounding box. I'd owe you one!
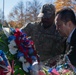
[51,69,60,75]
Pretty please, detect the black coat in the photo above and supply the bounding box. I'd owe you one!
[67,29,76,66]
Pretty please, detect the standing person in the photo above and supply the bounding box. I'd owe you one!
[21,4,64,66]
[55,8,76,67]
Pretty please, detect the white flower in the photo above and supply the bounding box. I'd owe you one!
[19,56,30,72]
[8,40,18,54]
[22,62,30,72]
[19,56,26,62]
[32,60,39,72]
[31,60,39,75]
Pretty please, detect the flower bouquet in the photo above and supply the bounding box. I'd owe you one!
[2,25,40,74]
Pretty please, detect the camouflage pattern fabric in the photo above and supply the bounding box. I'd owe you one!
[38,4,55,18]
[21,21,64,63]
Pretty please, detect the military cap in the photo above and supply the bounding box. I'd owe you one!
[38,4,55,18]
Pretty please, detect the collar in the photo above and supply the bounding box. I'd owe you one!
[66,28,75,44]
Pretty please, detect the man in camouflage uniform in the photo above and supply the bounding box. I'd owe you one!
[21,4,64,66]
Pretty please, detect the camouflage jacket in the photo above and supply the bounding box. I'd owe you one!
[21,21,64,61]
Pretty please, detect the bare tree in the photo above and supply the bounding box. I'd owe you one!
[8,1,25,28]
[8,0,42,28]
[25,0,42,23]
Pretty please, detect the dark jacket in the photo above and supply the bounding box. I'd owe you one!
[67,29,76,66]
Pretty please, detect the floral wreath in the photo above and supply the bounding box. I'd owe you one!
[2,25,40,74]
[2,25,76,75]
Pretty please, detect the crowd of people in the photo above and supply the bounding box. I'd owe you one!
[1,3,76,75]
